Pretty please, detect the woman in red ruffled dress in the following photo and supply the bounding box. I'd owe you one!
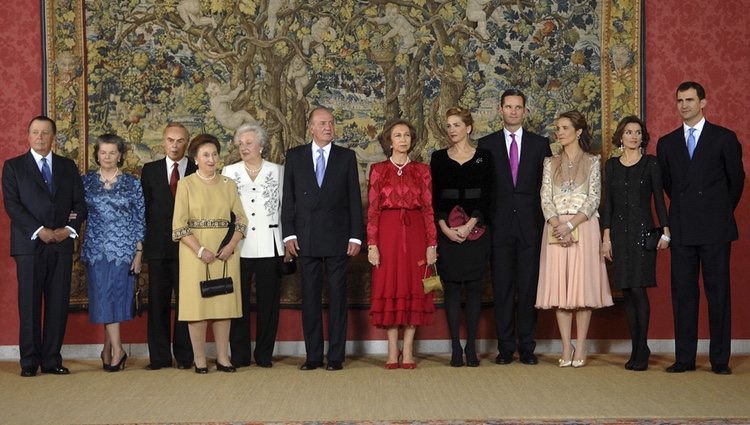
[367,119,438,369]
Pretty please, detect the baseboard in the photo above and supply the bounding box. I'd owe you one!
[1,339,749,360]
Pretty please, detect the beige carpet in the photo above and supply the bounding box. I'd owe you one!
[1,354,748,425]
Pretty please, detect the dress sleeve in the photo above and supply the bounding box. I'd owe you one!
[540,157,556,221]
[648,156,669,227]
[600,158,614,229]
[131,175,146,242]
[419,164,438,246]
[578,155,601,219]
[172,178,191,241]
[366,164,382,246]
[472,150,494,225]
[430,152,448,223]
[229,180,248,237]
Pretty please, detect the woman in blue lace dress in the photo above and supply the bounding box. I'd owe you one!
[81,134,145,372]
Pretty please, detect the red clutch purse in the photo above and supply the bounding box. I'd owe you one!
[448,205,486,241]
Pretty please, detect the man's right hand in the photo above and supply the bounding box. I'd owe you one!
[38,227,57,244]
[285,239,300,257]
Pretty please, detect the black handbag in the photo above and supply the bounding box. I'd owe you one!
[200,261,234,298]
[641,227,662,251]
[280,257,297,275]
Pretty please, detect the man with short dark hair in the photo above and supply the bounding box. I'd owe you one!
[478,90,551,365]
[657,81,745,375]
[140,122,196,370]
[3,116,87,377]
[281,106,364,371]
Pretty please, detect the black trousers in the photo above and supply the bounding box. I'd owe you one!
[670,242,732,367]
[230,256,282,366]
[15,246,71,370]
[299,255,349,363]
[146,258,193,367]
[490,235,541,357]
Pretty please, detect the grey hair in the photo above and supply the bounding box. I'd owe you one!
[233,123,269,148]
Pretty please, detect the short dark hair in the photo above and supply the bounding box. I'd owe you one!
[377,119,417,156]
[500,89,526,107]
[612,115,650,149]
[676,81,706,100]
[557,110,593,153]
[188,134,221,159]
[93,133,127,167]
[28,115,57,135]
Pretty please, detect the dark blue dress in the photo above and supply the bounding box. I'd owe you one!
[82,171,145,323]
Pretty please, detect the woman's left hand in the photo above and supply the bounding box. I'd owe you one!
[426,246,437,265]
[656,238,670,250]
[130,251,143,274]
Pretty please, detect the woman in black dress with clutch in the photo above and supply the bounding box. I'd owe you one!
[601,116,670,371]
[431,107,493,367]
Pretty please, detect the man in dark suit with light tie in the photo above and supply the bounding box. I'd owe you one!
[2,116,87,377]
[657,81,744,375]
[478,90,551,365]
[281,106,364,371]
[140,122,196,370]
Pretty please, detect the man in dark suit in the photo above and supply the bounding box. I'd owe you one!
[140,122,196,370]
[656,81,744,375]
[2,116,87,377]
[478,90,551,365]
[281,106,364,371]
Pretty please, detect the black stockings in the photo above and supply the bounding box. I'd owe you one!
[443,279,482,363]
[622,287,651,369]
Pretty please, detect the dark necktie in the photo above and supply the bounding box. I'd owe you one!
[509,133,519,186]
[41,157,53,193]
[170,162,179,197]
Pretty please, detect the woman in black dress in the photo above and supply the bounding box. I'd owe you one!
[431,107,493,367]
[601,116,670,371]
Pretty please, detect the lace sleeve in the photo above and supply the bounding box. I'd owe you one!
[578,154,601,219]
[540,157,556,221]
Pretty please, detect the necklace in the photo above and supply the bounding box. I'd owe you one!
[196,170,217,181]
[99,168,119,189]
[620,151,642,166]
[389,156,410,176]
[560,151,582,192]
[244,160,263,174]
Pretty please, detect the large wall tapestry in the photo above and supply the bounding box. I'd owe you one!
[43,0,643,308]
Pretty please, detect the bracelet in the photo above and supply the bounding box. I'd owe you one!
[427,245,437,249]
[566,222,574,230]
[368,246,377,251]
[197,246,205,258]
[135,249,143,252]
[660,234,671,242]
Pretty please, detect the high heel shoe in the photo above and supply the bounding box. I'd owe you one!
[558,347,575,368]
[401,352,417,369]
[194,365,209,374]
[465,348,479,367]
[572,349,587,368]
[216,362,236,373]
[631,347,650,371]
[106,352,127,372]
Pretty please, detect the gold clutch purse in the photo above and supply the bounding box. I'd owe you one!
[422,263,443,294]
[548,227,579,244]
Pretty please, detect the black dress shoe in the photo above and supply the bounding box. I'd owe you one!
[520,353,539,365]
[20,367,37,377]
[466,358,480,367]
[495,353,514,365]
[176,363,192,370]
[666,362,696,373]
[232,361,252,368]
[256,362,273,368]
[216,362,236,373]
[326,361,343,371]
[299,361,323,371]
[450,358,465,367]
[145,363,172,371]
[41,366,70,375]
[711,365,732,375]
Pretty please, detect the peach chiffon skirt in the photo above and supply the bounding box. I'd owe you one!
[535,215,613,310]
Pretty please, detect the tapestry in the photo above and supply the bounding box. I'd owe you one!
[43,0,643,307]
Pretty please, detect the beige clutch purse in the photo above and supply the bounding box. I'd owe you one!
[548,227,579,244]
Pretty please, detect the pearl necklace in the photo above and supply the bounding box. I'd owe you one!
[244,160,263,174]
[99,168,120,189]
[389,157,410,176]
[196,170,217,181]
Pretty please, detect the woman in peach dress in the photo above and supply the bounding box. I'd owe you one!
[536,110,613,368]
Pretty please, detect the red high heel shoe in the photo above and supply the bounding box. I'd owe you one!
[385,351,401,369]
[401,352,417,369]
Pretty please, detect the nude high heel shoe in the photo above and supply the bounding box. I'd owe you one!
[558,346,575,368]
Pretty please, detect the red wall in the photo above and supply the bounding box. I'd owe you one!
[1,1,749,346]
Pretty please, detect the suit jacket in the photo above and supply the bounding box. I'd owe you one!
[657,121,745,245]
[281,142,364,257]
[2,150,87,256]
[477,129,551,246]
[141,158,197,260]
